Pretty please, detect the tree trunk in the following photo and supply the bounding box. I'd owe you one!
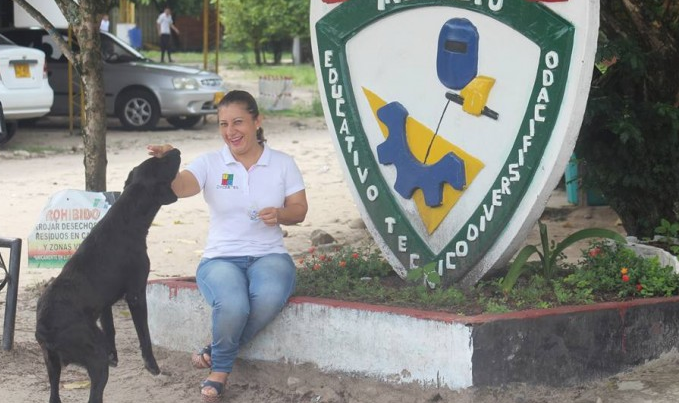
[59,1,108,191]
[272,39,283,65]
[254,43,262,65]
[76,17,108,192]
[14,0,109,191]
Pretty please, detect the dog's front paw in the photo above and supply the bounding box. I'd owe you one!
[145,359,160,375]
[108,352,119,367]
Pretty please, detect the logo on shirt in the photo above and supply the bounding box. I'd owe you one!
[217,173,238,189]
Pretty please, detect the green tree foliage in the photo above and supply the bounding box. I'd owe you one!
[219,0,309,64]
[577,0,679,237]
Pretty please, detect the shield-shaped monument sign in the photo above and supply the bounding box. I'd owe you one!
[311,0,599,286]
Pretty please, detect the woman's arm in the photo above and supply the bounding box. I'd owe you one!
[170,170,201,198]
[147,144,200,198]
[259,190,308,226]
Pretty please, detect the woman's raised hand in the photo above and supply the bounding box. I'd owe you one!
[147,144,174,158]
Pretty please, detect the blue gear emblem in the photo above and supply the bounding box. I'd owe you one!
[376,102,466,207]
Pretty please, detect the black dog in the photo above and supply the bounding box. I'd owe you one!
[35,149,181,403]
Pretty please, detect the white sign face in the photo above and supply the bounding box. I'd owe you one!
[28,190,119,268]
[311,0,599,285]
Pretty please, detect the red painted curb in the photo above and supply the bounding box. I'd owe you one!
[148,278,679,325]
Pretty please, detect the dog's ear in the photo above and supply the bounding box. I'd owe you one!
[155,183,178,205]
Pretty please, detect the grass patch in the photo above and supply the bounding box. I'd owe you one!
[2,144,67,154]
[141,50,318,87]
[139,50,322,118]
[234,64,318,87]
[264,96,325,118]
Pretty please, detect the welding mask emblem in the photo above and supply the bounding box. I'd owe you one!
[437,18,479,90]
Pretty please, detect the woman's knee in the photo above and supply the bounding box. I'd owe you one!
[248,254,296,300]
[213,299,250,324]
[196,258,248,306]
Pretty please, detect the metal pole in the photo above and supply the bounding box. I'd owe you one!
[203,0,209,70]
[1,237,22,351]
[68,26,74,136]
[215,0,220,74]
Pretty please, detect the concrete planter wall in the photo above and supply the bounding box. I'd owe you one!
[147,278,679,390]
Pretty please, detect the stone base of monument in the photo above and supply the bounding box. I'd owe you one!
[147,278,679,390]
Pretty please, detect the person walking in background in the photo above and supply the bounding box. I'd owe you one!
[156,6,180,63]
[99,13,110,32]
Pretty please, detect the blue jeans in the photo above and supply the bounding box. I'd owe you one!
[195,254,296,373]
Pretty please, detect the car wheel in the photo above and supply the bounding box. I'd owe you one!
[167,115,203,129]
[116,89,160,130]
[0,122,18,147]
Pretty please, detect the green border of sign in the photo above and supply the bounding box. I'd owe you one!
[316,0,574,282]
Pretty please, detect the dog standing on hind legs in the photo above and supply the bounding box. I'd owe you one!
[35,148,181,403]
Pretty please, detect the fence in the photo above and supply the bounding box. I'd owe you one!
[258,76,294,111]
[1,237,22,351]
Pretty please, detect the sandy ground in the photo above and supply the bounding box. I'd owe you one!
[1,90,677,402]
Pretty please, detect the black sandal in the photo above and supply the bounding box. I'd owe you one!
[200,378,226,402]
[191,345,212,369]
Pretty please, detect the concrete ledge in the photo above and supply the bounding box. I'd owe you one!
[147,278,679,390]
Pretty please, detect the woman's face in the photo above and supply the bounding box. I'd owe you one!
[218,102,262,157]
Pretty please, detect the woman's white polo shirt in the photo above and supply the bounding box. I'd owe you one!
[186,144,305,258]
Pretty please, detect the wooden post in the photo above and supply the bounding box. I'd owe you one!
[215,0,220,74]
[203,0,209,70]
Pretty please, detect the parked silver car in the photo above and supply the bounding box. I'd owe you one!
[0,27,225,130]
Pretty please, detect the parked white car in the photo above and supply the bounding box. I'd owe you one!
[0,33,54,145]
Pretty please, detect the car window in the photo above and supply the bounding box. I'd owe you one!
[40,34,70,62]
[101,35,144,63]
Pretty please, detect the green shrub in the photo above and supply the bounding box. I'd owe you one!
[295,245,392,301]
[295,245,469,310]
[500,221,625,293]
[654,218,679,256]
[564,241,679,298]
[293,240,679,315]
[576,3,679,238]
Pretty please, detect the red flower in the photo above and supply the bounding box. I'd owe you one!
[298,258,304,264]
[339,261,347,268]
[319,254,327,261]
[352,253,359,259]
[621,274,630,282]
[308,247,316,254]
[588,247,601,257]
[636,283,643,292]
[313,264,321,271]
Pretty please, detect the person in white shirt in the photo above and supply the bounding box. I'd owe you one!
[147,90,308,402]
[156,7,180,63]
[99,14,109,32]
